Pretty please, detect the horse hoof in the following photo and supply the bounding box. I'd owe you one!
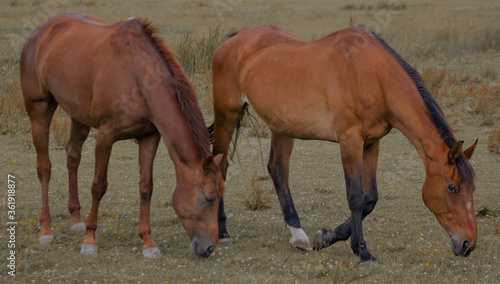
[288,226,312,251]
[361,259,379,266]
[290,239,312,251]
[80,244,98,255]
[142,247,162,258]
[39,235,54,245]
[71,222,86,233]
[218,237,233,247]
[312,230,325,250]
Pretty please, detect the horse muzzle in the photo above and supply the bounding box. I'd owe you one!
[451,236,475,257]
[190,234,216,257]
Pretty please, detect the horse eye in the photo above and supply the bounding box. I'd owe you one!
[205,195,215,205]
[447,185,457,194]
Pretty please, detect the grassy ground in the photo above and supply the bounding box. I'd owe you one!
[1,0,499,283]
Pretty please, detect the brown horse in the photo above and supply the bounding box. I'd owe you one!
[210,25,478,263]
[21,13,224,258]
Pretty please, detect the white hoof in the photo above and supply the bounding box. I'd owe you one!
[287,225,312,251]
[142,247,162,258]
[39,235,54,245]
[218,238,233,247]
[80,244,98,255]
[71,223,86,233]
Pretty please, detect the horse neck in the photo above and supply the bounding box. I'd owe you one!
[147,85,205,177]
[387,82,449,173]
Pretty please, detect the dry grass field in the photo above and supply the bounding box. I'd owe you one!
[1,0,499,283]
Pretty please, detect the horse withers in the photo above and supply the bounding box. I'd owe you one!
[210,24,477,263]
[20,13,224,258]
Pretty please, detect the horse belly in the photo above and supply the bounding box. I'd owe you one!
[250,98,338,141]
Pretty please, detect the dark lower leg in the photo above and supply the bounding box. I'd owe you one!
[316,194,378,247]
[315,142,379,262]
[268,133,300,228]
[217,197,231,241]
[268,133,310,250]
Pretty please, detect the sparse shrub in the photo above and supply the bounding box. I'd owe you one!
[72,0,96,6]
[0,82,27,135]
[175,26,225,76]
[377,1,407,11]
[244,170,272,210]
[467,81,500,125]
[488,123,500,154]
[191,69,214,118]
[314,187,333,195]
[421,67,447,95]
[482,66,498,81]
[420,67,464,109]
[342,1,406,11]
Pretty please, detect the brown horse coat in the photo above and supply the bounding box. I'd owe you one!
[210,25,477,262]
[21,13,224,257]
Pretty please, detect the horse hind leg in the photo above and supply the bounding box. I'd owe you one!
[25,98,58,245]
[268,132,312,251]
[66,119,90,233]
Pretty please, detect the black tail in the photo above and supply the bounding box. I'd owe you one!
[207,123,215,144]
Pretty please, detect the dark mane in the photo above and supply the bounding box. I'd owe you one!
[139,19,211,157]
[364,27,475,185]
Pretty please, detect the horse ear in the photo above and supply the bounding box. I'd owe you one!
[213,153,223,168]
[202,155,214,174]
[448,141,464,164]
[463,139,478,160]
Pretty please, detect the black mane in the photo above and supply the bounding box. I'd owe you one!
[364,27,475,185]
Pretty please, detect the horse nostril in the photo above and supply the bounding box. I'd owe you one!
[463,240,470,250]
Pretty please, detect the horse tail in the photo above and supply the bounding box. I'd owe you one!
[207,123,215,144]
[208,103,248,161]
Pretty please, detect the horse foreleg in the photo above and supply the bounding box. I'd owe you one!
[66,119,90,233]
[320,135,375,262]
[81,130,113,255]
[137,133,161,258]
[314,142,379,259]
[268,132,311,251]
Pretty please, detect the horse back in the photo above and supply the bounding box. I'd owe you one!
[21,13,157,129]
[213,25,394,142]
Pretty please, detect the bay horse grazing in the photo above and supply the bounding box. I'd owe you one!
[21,13,224,258]
[210,25,478,263]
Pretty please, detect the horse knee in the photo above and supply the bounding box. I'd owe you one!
[139,180,153,200]
[66,152,81,170]
[36,160,51,181]
[363,191,378,216]
[91,179,108,199]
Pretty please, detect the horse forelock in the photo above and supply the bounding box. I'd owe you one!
[362,27,475,185]
[138,19,211,158]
